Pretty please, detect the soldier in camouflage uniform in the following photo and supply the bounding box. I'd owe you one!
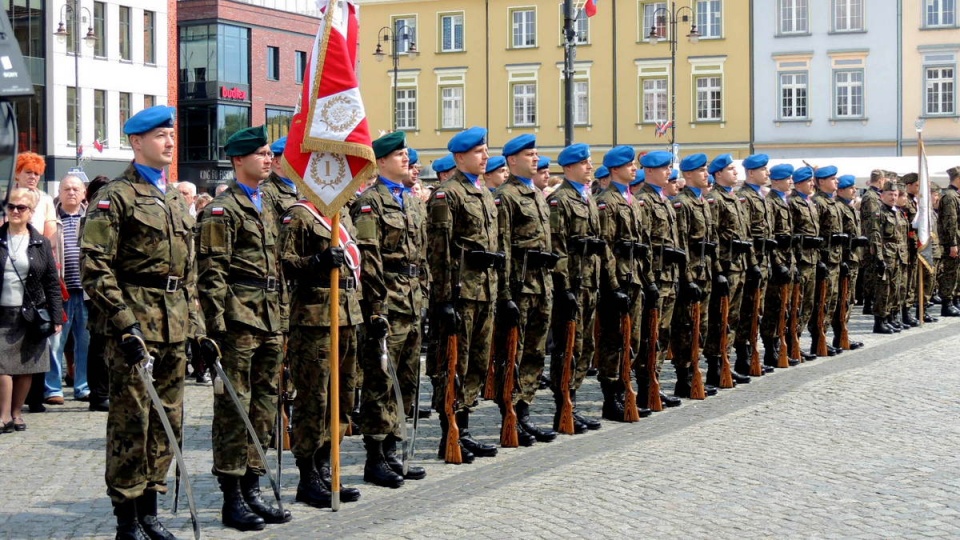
[759,164,797,367]
[833,175,866,348]
[426,127,501,463]
[808,166,844,357]
[703,154,752,386]
[636,151,683,409]
[80,106,201,539]
[492,134,557,444]
[351,132,427,488]
[900,174,921,327]
[937,167,960,316]
[280,201,362,507]
[904,174,938,324]
[870,181,906,333]
[671,153,719,397]
[594,145,653,420]
[547,145,605,432]
[195,125,290,530]
[858,170,884,315]
[788,167,821,360]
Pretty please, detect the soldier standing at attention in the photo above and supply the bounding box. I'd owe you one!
[196,125,290,531]
[937,166,960,317]
[491,134,557,444]
[81,105,201,539]
[483,156,509,192]
[834,174,865,349]
[735,154,774,376]
[351,132,428,488]
[426,127,501,462]
[759,164,797,366]
[636,151,683,409]
[903,173,938,324]
[547,144,605,432]
[858,170,885,315]
[870,181,905,333]
[788,167,820,360]
[900,173,922,327]
[261,136,299,216]
[809,166,844,357]
[703,154,751,386]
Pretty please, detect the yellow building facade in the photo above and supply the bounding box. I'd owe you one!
[357,0,753,174]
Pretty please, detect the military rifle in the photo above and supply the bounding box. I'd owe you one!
[777,280,791,368]
[499,326,520,447]
[814,272,829,357]
[557,237,589,434]
[718,294,735,389]
[482,340,497,400]
[443,248,465,464]
[788,273,803,362]
[838,264,851,350]
[748,281,764,377]
[689,298,706,399]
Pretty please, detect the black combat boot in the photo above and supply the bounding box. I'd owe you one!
[921,305,939,323]
[902,306,920,327]
[886,314,902,332]
[942,299,960,317]
[362,436,404,488]
[114,499,149,540]
[383,434,427,480]
[456,410,498,457]
[762,336,778,368]
[570,390,600,431]
[673,365,691,398]
[295,457,332,508]
[873,316,893,334]
[600,379,626,421]
[218,475,265,531]
[240,470,291,524]
[862,297,873,315]
[437,414,476,464]
[316,442,361,502]
[733,343,751,378]
[516,400,557,442]
[705,356,723,388]
[551,393,583,434]
[134,491,175,540]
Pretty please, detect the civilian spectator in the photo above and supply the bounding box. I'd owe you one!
[195,193,214,213]
[14,152,58,242]
[178,181,198,217]
[215,183,229,196]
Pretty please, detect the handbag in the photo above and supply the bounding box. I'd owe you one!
[10,246,56,339]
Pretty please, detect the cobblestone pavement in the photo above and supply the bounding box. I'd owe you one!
[2,311,960,539]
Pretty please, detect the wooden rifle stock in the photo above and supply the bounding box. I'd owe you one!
[815,276,829,357]
[689,299,706,399]
[499,327,520,447]
[777,283,790,368]
[482,339,496,400]
[789,280,802,361]
[748,284,763,377]
[557,319,576,434]
[620,313,641,421]
[443,333,462,464]
[838,273,850,349]
[279,367,292,449]
[718,295,734,388]
[645,309,663,412]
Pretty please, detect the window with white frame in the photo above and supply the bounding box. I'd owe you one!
[573,80,589,125]
[440,13,464,52]
[924,0,956,27]
[393,16,417,54]
[641,2,668,40]
[512,9,537,48]
[441,86,464,129]
[642,78,668,122]
[832,0,863,32]
[696,76,722,120]
[925,65,955,115]
[834,70,864,118]
[697,0,722,38]
[779,72,808,119]
[513,83,537,126]
[395,88,417,130]
[575,8,589,44]
[778,0,809,34]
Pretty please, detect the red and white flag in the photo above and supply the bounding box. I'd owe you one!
[654,120,673,138]
[282,0,375,216]
[584,0,598,17]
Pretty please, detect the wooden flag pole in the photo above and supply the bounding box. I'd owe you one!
[329,211,342,511]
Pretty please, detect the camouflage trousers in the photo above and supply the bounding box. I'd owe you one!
[735,277,765,349]
[670,285,709,369]
[938,254,959,300]
[596,285,642,384]
[905,258,918,307]
[212,325,283,478]
[288,324,358,461]
[358,313,421,440]
[654,282,677,374]
[431,299,493,413]
[873,260,901,317]
[760,278,790,342]
[704,270,745,357]
[105,339,186,504]
[808,264,840,340]
[793,263,817,337]
[832,264,859,333]
[550,287,598,394]
[861,252,878,302]
[493,292,552,405]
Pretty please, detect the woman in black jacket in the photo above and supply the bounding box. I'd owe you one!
[0,187,63,433]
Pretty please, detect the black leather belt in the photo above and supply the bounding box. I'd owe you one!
[690,239,717,257]
[117,272,184,293]
[512,248,560,270]
[464,250,506,270]
[384,261,419,277]
[230,275,279,291]
[305,276,358,290]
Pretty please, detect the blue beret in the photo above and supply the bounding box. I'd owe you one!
[640,151,673,169]
[485,155,506,174]
[708,173,715,185]
[709,153,733,175]
[408,148,419,165]
[269,136,287,155]
[594,165,610,180]
[793,166,814,183]
[502,134,536,157]
[603,145,636,169]
[669,169,679,181]
[815,165,838,179]
[123,105,176,135]
[432,154,456,174]
[837,174,856,189]
[537,156,551,170]
[224,125,268,157]
[742,153,770,170]
[769,164,795,181]
[373,131,406,159]
[558,144,591,167]
[447,126,487,153]
[679,153,707,172]
[630,169,646,187]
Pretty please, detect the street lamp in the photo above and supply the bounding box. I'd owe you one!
[54,0,96,166]
[646,1,699,147]
[373,26,418,133]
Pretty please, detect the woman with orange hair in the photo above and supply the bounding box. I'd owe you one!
[14,152,58,241]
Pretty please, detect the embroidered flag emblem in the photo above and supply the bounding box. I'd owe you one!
[97,200,110,210]
[549,200,559,207]
[598,202,607,210]
[211,207,225,216]
[283,215,293,224]
[435,192,446,200]
[360,205,372,213]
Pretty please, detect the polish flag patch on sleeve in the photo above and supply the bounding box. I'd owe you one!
[97,200,111,210]
[435,192,446,200]
[638,200,645,207]
[494,197,501,206]
[549,200,559,207]
[282,215,293,224]
[674,201,683,208]
[211,207,225,216]
[360,205,373,213]
[597,202,607,210]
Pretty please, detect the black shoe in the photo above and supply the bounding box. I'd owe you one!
[458,431,498,457]
[762,365,775,374]
[240,471,292,523]
[801,351,817,361]
[659,392,682,408]
[788,358,801,366]
[569,416,589,434]
[436,433,476,464]
[113,499,149,540]
[873,316,894,334]
[516,425,537,446]
[826,346,841,356]
[941,303,960,317]
[295,459,332,508]
[848,341,864,350]
[732,372,751,384]
[923,312,939,323]
[600,380,626,421]
[516,401,557,442]
[704,385,719,396]
[638,407,652,418]
[134,491,175,540]
[931,293,942,304]
[383,435,427,480]
[705,357,721,388]
[573,411,601,431]
[586,366,599,376]
[537,374,550,390]
[219,476,266,531]
[317,444,361,502]
[89,398,110,412]
[362,437,404,488]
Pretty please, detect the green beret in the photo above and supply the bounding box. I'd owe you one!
[902,173,919,185]
[224,125,268,157]
[373,131,406,160]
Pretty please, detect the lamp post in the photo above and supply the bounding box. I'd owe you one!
[54,0,96,166]
[373,25,418,132]
[646,1,699,147]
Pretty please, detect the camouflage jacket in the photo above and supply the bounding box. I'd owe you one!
[637,183,680,284]
[494,175,552,299]
[547,179,605,292]
[859,187,882,238]
[80,163,201,341]
[836,197,863,265]
[674,187,713,284]
[789,191,821,266]
[738,184,772,268]
[196,181,283,335]
[938,186,960,249]
[261,173,299,224]
[766,190,794,269]
[812,190,843,265]
[595,184,648,290]
[279,205,363,327]
[707,186,750,274]
[351,180,426,318]
[426,170,499,304]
